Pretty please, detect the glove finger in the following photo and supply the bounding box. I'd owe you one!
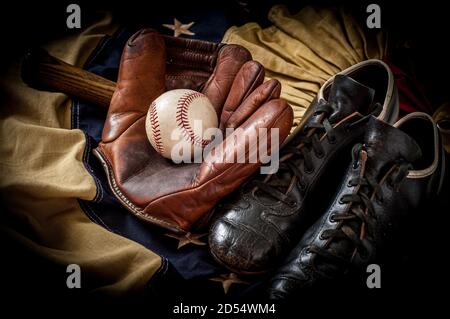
[219,61,265,130]
[197,98,293,184]
[224,79,281,130]
[102,29,166,142]
[201,45,251,115]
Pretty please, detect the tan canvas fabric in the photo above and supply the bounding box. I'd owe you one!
[0,13,162,295]
[223,5,387,128]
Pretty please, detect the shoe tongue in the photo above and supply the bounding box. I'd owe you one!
[364,117,422,177]
[328,75,376,123]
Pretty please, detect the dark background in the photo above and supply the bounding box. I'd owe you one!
[0,0,448,315]
[1,0,449,107]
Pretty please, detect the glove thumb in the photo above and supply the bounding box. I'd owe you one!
[102,29,166,142]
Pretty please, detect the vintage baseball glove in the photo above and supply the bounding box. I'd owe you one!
[93,29,293,234]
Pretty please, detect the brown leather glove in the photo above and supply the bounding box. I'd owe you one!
[94,29,293,234]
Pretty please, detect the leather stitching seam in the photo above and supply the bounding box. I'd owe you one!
[149,101,164,155]
[176,91,211,147]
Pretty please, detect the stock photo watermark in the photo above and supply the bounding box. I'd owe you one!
[168,121,281,174]
[66,4,81,29]
[366,4,381,29]
[366,264,381,288]
[66,264,81,289]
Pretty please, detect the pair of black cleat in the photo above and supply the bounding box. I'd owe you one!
[208,60,446,299]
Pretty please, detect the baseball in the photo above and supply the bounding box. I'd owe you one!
[145,89,218,160]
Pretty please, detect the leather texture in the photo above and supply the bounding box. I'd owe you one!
[209,60,399,275]
[94,29,294,233]
[269,112,445,299]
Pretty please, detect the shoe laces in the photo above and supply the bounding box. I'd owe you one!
[251,102,382,206]
[309,143,412,273]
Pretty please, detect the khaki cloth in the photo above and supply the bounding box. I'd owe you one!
[223,5,387,127]
[0,14,162,295]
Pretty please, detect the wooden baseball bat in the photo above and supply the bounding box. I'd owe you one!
[21,48,115,108]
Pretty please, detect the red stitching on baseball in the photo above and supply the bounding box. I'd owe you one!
[176,91,212,147]
[149,101,164,154]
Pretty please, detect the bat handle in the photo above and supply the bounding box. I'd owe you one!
[21,48,116,108]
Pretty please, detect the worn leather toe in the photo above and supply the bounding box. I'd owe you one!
[209,214,279,274]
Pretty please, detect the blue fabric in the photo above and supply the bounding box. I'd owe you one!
[72,15,261,297]
[156,8,232,43]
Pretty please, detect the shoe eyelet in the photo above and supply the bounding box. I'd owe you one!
[328,136,337,144]
[329,213,337,223]
[319,232,326,240]
[346,180,353,187]
[305,167,314,174]
[286,199,296,207]
[359,250,369,260]
[297,181,307,191]
[315,150,325,159]
[338,197,345,204]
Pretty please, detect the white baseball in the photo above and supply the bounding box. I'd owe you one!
[145,89,218,159]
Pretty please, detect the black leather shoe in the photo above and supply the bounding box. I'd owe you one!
[269,112,445,299]
[209,60,399,275]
